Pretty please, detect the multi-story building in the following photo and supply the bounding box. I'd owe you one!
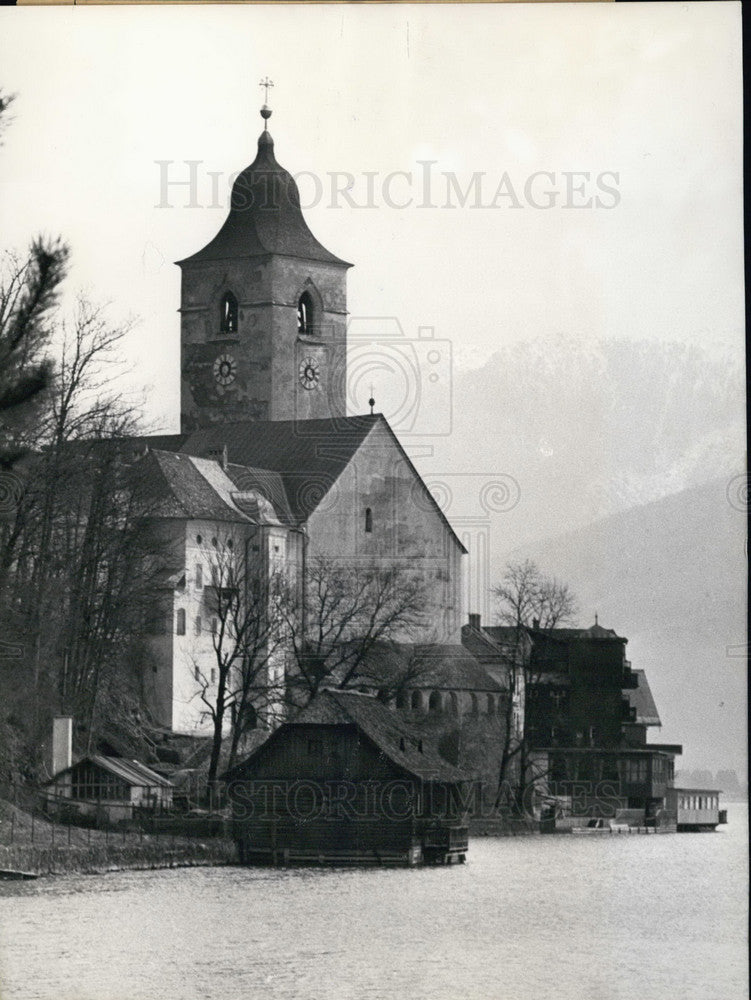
[475,618,683,827]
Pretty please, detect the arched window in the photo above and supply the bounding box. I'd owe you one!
[429,690,442,713]
[486,694,495,715]
[219,292,238,334]
[396,690,408,711]
[447,692,459,716]
[175,608,186,635]
[297,291,314,336]
[470,693,479,716]
[365,508,373,533]
[410,690,423,712]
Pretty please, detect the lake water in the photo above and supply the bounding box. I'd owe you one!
[0,804,747,1000]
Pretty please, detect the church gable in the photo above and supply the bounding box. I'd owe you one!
[304,416,465,642]
[304,415,466,558]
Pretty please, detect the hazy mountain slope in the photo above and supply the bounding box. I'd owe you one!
[433,336,744,551]
[503,476,747,777]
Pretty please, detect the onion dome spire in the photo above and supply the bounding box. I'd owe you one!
[176,78,351,269]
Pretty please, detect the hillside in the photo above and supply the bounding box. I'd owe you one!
[503,476,747,778]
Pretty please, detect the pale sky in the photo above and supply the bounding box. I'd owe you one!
[0,3,744,430]
[0,3,746,774]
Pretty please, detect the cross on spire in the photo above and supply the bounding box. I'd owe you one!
[259,78,274,130]
[260,77,274,103]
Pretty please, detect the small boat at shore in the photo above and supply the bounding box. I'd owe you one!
[571,818,634,835]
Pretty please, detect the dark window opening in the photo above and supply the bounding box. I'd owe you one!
[175,608,186,635]
[297,291,314,336]
[365,508,373,533]
[220,292,238,334]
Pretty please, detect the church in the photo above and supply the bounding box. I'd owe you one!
[124,97,481,735]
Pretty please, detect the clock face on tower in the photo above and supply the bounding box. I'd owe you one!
[298,356,321,390]
[213,353,237,387]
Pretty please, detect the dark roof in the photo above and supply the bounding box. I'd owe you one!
[144,450,250,522]
[174,415,379,521]
[353,641,504,693]
[537,623,625,642]
[461,624,521,661]
[48,755,173,787]
[177,130,351,268]
[484,623,625,644]
[229,689,469,784]
[297,690,470,782]
[410,644,504,692]
[225,464,294,525]
[482,625,540,648]
[626,669,661,726]
[89,414,467,551]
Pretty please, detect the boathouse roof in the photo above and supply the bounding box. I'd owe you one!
[227,689,471,785]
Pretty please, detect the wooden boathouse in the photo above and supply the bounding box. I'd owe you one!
[224,689,473,866]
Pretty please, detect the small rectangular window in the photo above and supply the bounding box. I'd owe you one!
[176,608,186,635]
[194,616,202,636]
[211,668,217,685]
[195,564,203,589]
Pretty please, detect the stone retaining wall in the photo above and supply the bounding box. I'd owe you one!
[0,839,237,876]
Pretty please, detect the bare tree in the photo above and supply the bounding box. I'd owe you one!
[277,554,428,710]
[0,286,148,765]
[491,559,578,811]
[193,535,287,787]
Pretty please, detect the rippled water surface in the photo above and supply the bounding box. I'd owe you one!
[1,804,747,1000]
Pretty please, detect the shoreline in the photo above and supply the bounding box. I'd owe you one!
[0,840,238,878]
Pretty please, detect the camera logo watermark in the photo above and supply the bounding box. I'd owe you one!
[344,318,452,439]
[0,469,23,523]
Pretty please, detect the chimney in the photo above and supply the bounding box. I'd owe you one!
[51,716,73,776]
[468,612,481,630]
[206,443,229,470]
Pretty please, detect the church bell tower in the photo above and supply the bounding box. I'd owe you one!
[177,87,352,431]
